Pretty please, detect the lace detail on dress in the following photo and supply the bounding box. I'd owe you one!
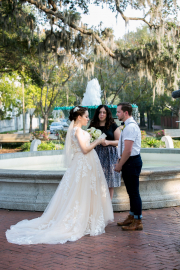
[94,208,106,235]
[101,184,108,197]
[94,151,107,197]
[85,207,105,235]
[94,153,101,178]
[75,154,92,183]
[38,218,55,230]
[63,200,83,234]
[71,127,81,154]
[90,174,97,194]
[71,127,91,154]
[59,168,71,198]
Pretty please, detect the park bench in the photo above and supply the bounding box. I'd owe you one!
[161,129,180,148]
[0,134,32,149]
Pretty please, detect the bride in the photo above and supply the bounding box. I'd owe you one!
[6,106,114,245]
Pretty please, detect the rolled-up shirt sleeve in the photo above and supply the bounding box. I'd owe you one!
[123,126,137,142]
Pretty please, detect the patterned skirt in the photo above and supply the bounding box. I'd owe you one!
[95,145,121,188]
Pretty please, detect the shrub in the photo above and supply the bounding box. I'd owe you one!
[145,137,157,147]
[56,130,67,145]
[21,141,56,152]
[155,130,165,138]
[141,130,146,139]
[37,141,56,151]
[141,137,165,148]
[173,139,180,148]
[153,139,165,148]
[32,131,49,141]
[54,143,64,150]
[20,142,31,152]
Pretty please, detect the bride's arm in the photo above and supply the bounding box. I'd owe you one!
[76,128,104,154]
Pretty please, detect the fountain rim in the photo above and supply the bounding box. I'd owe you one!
[1,148,180,212]
[0,148,180,177]
[0,148,180,161]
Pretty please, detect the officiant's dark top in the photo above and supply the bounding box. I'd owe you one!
[97,123,118,141]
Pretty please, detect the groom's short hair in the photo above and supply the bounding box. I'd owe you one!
[117,102,132,116]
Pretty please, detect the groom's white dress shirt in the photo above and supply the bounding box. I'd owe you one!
[118,117,141,158]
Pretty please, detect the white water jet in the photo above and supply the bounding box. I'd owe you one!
[82,78,102,106]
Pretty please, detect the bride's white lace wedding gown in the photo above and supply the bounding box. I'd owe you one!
[6,127,114,245]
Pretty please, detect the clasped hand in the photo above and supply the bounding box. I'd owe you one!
[114,163,122,173]
[100,140,109,146]
[97,138,105,145]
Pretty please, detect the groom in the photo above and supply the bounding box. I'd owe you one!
[114,102,143,231]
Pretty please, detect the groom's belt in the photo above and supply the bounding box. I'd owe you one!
[128,154,140,160]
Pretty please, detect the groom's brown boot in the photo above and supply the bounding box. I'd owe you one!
[121,219,143,231]
[117,215,134,226]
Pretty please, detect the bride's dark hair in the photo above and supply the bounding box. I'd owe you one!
[89,105,115,129]
[69,106,88,121]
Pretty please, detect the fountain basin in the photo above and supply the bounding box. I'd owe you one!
[0,149,180,211]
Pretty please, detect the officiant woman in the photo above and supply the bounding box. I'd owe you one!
[89,105,121,199]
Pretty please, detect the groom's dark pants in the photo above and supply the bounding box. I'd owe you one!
[122,154,142,219]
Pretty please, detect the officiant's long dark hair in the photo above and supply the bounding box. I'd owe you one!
[89,105,115,129]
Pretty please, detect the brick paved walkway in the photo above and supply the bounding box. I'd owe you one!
[1,207,180,270]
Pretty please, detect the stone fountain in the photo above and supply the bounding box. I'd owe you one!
[1,80,180,211]
[0,149,180,211]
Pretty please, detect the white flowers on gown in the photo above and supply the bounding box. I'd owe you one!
[6,127,114,245]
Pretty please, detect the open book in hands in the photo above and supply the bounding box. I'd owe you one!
[98,133,107,140]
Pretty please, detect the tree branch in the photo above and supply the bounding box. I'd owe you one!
[132,78,148,104]
[26,0,116,59]
[115,0,153,28]
[110,75,128,104]
[48,0,57,11]
[47,68,77,113]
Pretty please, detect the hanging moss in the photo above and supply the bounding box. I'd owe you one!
[0,0,179,100]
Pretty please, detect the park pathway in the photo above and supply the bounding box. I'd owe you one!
[1,207,180,270]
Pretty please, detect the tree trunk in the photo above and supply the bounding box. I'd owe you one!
[147,110,152,130]
[44,114,48,131]
[140,111,145,127]
[22,81,25,134]
[29,114,33,133]
[103,90,107,104]
[66,93,69,106]
[178,103,180,129]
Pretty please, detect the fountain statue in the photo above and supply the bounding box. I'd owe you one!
[82,78,102,106]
